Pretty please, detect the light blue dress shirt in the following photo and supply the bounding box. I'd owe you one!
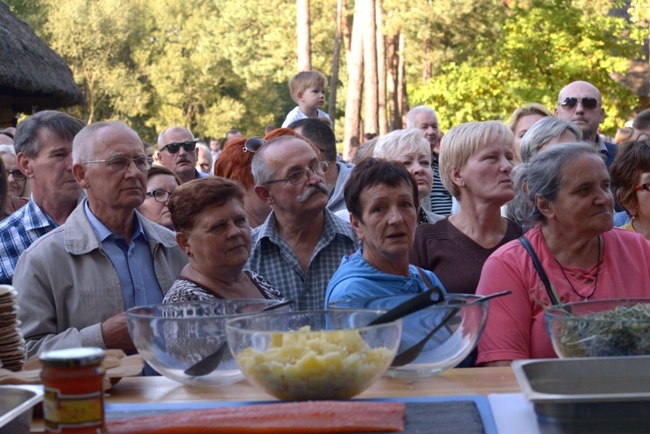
[84,202,163,310]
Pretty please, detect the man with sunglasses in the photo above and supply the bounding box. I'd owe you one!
[247,136,358,310]
[156,126,210,184]
[554,81,616,170]
[14,121,187,359]
[0,110,85,285]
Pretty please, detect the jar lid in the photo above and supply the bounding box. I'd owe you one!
[40,347,105,367]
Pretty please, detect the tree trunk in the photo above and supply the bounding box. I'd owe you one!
[363,0,378,137]
[376,0,387,135]
[397,32,407,128]
[342,0,352,65]
[343,0,365,159]
[386,34,400,131]
[329,0,343,130]
[297,0,311,71]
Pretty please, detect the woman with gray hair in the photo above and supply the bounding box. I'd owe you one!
[372,129,443,225]
[410,121,522,295]
[477,143,650,366]
[519,117,582,164]
[507,117,582,227]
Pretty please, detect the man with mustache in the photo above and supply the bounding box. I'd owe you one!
[157,126,210,184]
[14,121,187,358]
[554,81,616,170]
[288,117,354,213]
[0,111,85,284]
[247,136,358,310]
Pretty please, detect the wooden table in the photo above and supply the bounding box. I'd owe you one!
[31,367,519,431]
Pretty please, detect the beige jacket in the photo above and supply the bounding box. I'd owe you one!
[14,200,187,357]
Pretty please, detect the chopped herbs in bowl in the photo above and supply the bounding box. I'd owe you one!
[545,299,650,358]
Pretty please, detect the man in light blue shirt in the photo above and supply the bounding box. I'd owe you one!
[15,121,187,358]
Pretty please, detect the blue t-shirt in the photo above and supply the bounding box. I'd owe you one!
[324,249,446,308]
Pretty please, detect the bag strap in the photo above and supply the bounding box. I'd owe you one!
[518,236,561,306]
[416,266,434,289]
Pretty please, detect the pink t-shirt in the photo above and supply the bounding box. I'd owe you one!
[476,225,650,364]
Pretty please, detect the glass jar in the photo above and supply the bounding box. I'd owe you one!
[40,347,107,434]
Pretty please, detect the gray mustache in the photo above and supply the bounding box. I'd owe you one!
[297,182,329,203]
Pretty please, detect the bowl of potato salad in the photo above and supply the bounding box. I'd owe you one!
[225,310,402,400]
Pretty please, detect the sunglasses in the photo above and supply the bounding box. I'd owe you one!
[635,182,650,192]
[161,140,198,154]
[243,137,265,153]
[559,97,600,111]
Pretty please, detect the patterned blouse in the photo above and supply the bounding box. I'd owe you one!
[163,270,284,303]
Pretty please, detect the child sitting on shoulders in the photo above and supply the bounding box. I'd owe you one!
[282,70,331,128]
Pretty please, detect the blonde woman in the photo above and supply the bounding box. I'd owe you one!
[410,121,522,294]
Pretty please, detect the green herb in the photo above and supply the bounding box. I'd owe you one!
[550,303,650,357]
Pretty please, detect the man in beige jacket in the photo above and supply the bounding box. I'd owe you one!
[15,121,187,358]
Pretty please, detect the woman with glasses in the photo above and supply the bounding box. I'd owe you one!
[610,138,650,241]
[163,177,283,303]
[0,145,29,217]
[136,166,181,230]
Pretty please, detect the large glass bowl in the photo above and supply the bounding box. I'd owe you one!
[329,294,489,378]
[224,310,402,400]
[126,299,290,387]
[545,298,650,358]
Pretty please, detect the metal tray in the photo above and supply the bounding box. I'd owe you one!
[513,356,650,433]
[0,385,43,434]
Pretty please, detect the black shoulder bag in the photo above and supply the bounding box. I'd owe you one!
[518,236,561,306]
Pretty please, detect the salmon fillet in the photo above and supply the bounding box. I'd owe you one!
[107,400,405,433]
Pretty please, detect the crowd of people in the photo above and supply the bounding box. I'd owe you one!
[2,73,650,372]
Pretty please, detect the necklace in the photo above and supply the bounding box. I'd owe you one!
[554,236,602,301]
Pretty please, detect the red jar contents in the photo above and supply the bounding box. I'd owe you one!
[40,347,107,433]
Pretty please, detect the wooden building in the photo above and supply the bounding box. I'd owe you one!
[0,1,83,127]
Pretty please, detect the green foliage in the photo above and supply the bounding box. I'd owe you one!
[6,0,648,139]
[411,0,645,135]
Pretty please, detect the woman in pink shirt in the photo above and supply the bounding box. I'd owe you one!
[477,143,650,366]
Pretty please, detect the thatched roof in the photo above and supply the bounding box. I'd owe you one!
[0,1,84,115]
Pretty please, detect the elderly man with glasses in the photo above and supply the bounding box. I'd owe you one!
[247,136,358,310]
[14,121,187,359]
[554,80,617,170]
[156,126,210,184]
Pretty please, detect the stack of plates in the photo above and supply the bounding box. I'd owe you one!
[0,286,25,371]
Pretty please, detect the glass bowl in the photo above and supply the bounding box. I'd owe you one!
[545,298,650,358]
[224,310,402,400]
[329,294,489,378]
[125,299,290,387]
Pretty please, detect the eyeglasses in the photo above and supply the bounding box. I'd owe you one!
[559,97,600,111]
[264,161,329,185]
[7,170,26,181]
[635,182,650,192]
[243,137,265,153]
[161,140,198,154]
[146,189,172,203]
[84,155,149,172]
